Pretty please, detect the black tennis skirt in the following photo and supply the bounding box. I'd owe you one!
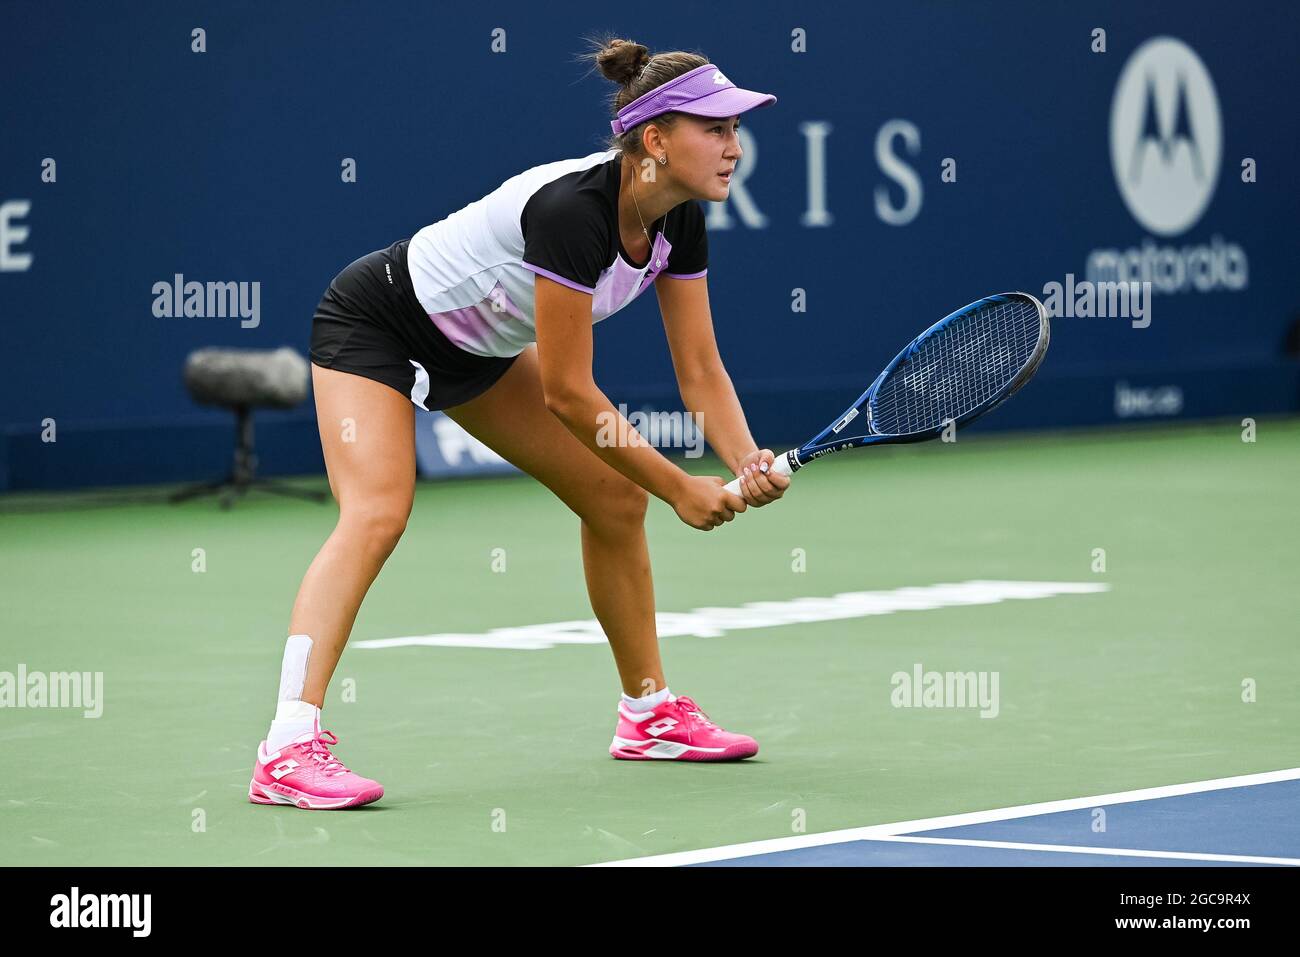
[310,239,519,410]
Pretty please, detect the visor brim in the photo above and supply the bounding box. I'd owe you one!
[676,88,777,120]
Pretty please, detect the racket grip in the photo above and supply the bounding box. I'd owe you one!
[723,449,797,495]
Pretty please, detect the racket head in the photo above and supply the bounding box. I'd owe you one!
[799,291,1050,460]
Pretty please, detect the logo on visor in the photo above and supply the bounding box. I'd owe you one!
[1109,37,1221,236]
[712,70,729,86]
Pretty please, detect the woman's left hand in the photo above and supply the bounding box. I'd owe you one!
[733,448,791,507]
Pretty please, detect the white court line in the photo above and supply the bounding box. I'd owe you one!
[588,766,1300,867]
[357,580,1109,651]
[869,836,1300,867]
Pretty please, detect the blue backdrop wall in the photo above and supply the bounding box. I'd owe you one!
[2,1,1297,490]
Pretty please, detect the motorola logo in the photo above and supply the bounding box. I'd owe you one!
[1109,37,1221,236]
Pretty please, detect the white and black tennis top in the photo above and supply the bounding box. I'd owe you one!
[406,148,708,358]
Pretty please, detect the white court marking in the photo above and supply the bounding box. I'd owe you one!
[588,767,1300,867]
[355,579,1109,651]
[868,835,1300,867]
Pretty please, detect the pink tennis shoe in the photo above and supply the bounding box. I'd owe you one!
[610,694,759,761]
[248,727,384,810]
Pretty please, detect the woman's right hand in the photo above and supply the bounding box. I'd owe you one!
[672,474,748,530]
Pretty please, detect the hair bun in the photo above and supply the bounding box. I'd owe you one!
[597,39,650,86]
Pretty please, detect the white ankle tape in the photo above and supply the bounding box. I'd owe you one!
[277,634,314,703]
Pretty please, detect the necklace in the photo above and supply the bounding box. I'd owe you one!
[628,164,663,270]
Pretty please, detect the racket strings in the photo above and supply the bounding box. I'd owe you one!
[870,299,1041,436]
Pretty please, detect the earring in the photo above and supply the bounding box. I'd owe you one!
[658,155,667,165]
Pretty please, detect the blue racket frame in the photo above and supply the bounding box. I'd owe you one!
[786,291,1050,472]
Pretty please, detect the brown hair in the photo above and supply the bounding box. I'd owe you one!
[576,36,709,157]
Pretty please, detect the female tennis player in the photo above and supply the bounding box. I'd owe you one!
[248,39,788,809]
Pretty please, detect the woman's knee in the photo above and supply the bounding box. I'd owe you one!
[337,498,412,554]
[580,476,649,535]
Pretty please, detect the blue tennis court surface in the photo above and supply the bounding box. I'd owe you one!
[590,769,1300,867]
[694,778,1300,867]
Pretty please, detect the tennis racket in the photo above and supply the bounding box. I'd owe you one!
[724,291,1050,494]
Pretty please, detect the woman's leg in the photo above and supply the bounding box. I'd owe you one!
[444,346,665,697]
[290,363,416,706]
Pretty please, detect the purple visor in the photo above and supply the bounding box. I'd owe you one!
[610,63,777,135]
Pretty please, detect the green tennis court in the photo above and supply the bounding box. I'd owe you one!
[2,420,1296,866]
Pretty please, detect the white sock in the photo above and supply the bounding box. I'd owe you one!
[621,687,673,713]
[267,699,320,751]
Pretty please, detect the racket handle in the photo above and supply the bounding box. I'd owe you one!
[723,449,798,495]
